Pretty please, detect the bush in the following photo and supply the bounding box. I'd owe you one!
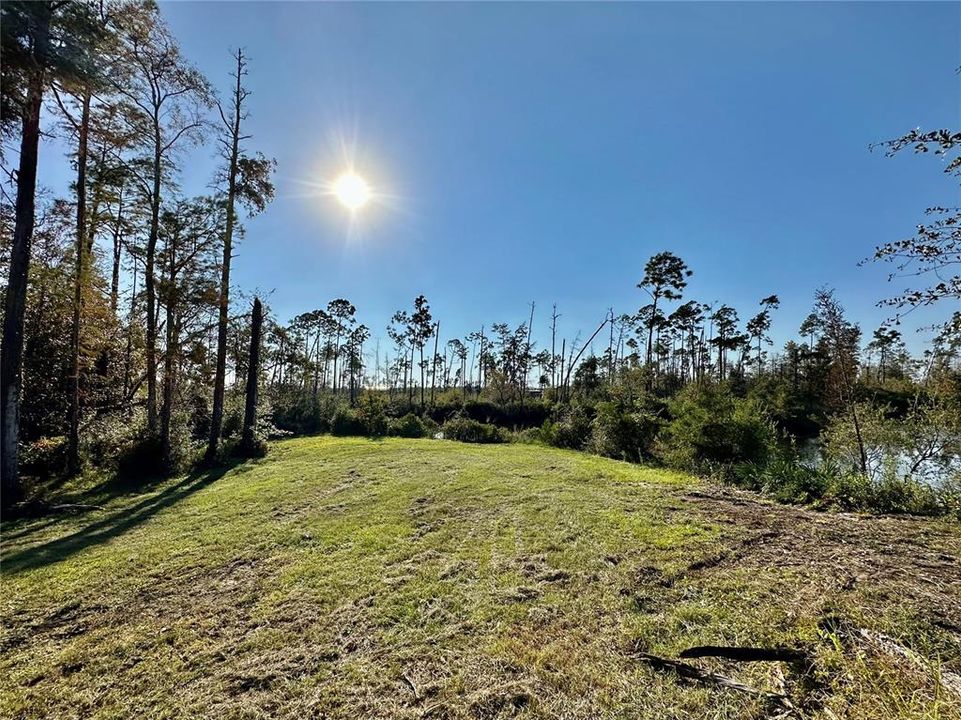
[511,426,545,444]
[734,457,832,505]
[270,391,334,435]
[234,429,269,459]
[589,401,661,463]
[330,405,367,436]
[442,416,506,443]
[658,383,777,470]
[116,432,166,479]
[825,470,950,516]
[547,406,593,450]
[388,413,431,438]
[20,436,68,476]
[428,397,552,430]
[357,392,389,437]
[221,403,244,439]
[735,454,961,518]
[80,413,145,470]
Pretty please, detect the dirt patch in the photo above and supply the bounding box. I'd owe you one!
[681,485,961,636]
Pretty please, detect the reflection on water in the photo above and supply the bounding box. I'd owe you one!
[797,438,958,488]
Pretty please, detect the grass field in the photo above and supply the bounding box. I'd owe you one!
[2,437,960,719]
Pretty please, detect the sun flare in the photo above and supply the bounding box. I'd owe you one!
[333,171,371,211]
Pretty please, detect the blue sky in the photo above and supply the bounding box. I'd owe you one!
[40,1,961,354]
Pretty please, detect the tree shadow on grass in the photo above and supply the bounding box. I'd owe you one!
[2,459,244,575]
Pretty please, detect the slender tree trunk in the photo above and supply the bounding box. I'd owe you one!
[550,304,558,387]
[646,295,658,366]
[312,335,320,398]
[67,89,91,475]
[408,344,415,408]
[123,266,138,410]
[479,326,485,392]
[419,345,425,409]
[207,51,245,461]
[430,321,440,405]
[523,302,535,401]
[559,339,566,402]
[110,186,125,315]
[145,124,162,433]
[333,333,340,394]
[349,339,356,405]
[161,237,178,471]
[241,298,263,453]
[1,31,47,509]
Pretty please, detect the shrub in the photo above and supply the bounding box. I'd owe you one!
[734,457,831,505]
[547,406,593,450]
[235,427,269,459]
[116,432,166,479]
[658,383,777,470]
[442,416,506,443]
[221,403,244,439]
[20,436,68,477]
[270,391,334,435]
[357,392,389,437]
[80,413,146,470]
[825,469,949,516]
[589,401,661,463]
[388,413,430,438]
[736,454,961,518]
[428,398,552,430]
[823,400,961,486]
[330,406,366,436]
[511,426,545,444]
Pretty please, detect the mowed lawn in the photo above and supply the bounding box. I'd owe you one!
[2,437,960,719]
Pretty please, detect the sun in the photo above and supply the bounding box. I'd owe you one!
[332,171,371,211]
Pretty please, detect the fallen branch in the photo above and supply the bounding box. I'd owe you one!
[50,503,105,512]
[679,645,809,664]
[634,651,797,713]
[401,672,420,702]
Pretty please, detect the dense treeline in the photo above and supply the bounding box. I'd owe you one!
[1,1,958,518]
[1,0,274,510]
[257,275,960,516]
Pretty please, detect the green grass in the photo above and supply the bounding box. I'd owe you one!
[2,437,960,719]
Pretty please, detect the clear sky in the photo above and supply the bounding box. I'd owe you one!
[39,1,961,354]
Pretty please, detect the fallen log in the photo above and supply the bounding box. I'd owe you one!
[634,651,797,713]
[679,645,809,664]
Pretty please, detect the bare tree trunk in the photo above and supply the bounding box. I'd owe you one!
[419,344,425,409]
[479,325,485,393]
[563,317,610,394]
[123,266,138,411]
[559,338,566,402]
[608,308,615,384]
[207,50,246,462]
[68,89,91,476]
[145,126,162,433]
[110,186,125,315]
[550,304,558,387]
[408,344,415,408]
[430,321,440,405]
[1,25,47,509]
[333,332,340,394]
[241,298,264,453]
[161,236,179,471]
[646,297,658,366]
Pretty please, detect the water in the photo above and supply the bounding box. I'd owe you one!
[797,438,958,487]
